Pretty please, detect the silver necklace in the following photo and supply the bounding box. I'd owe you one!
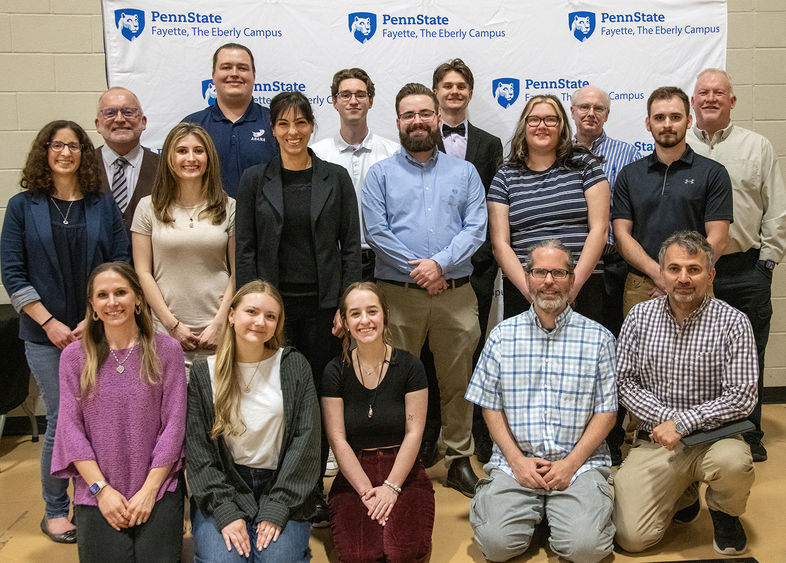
[355,345,389,419]
[110,340,137,373]
[49,197,75,225]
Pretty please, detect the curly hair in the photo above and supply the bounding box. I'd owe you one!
[20,120,102,196]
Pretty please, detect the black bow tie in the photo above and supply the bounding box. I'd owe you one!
[442,123,465,137]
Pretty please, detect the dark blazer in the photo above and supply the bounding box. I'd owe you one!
[98,146,159,231]
[0,191,129,342]
[235,150,361,308]
[439,121,503,192]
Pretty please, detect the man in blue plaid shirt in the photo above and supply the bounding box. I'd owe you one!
[613,231,757,556]
[465,239,617,563]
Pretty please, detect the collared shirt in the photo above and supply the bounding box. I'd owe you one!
[611,145,733,274]
[441,119,469,160]
[183,102,278,198]
[311,130,399,249]
[101,144,143,201]
[466,307,617,484]
[576,131,642,248]
[617,295,757,435]
[362,148,487,281]
[688,124,786,262]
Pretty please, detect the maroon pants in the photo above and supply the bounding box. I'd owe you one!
[328,448,435,563]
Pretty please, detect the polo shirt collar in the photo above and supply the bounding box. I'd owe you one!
[647,144,695,169]
[334,129,373,153]
[210,100,257,123]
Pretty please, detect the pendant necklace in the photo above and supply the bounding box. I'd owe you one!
[356,345,389,419]
[177,202,201,228]
[110,339,138,373]
[241,359,264,393]
[49,197,75,225]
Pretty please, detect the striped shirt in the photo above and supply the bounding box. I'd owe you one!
[617,296,758,435]
[466,306,617,484]
[488,153,606,270]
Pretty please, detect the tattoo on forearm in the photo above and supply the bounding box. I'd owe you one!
[407,414,415,422]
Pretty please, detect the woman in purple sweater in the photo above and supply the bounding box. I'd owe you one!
[52,262,186,562]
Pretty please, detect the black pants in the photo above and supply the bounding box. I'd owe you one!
[75,479,184,563]
[714,249,772,442]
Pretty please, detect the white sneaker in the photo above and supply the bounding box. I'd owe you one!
[325,448,338,477]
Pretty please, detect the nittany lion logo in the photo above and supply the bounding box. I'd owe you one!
[492,78,520,109]
[201,79,217,106]
[568,11,596,42]
[348,12,377,43]
[114,9,145,42]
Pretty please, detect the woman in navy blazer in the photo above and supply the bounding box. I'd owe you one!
[1,120,128,543]
[235,92,360,524]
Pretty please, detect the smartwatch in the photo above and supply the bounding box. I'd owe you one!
[673,417,687,436]
[89,480,108,495]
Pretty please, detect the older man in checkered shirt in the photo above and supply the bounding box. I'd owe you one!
[465,239,617,563]
[613,230,757,556]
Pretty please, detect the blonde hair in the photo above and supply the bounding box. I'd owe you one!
[81,262,161,398]
[338,282,392,364]
[152,122,227,225]
[211,281,286,439]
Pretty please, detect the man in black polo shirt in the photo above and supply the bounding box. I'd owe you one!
[612,86,733,315]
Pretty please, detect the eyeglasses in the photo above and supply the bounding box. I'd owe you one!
[47,141,82,153]
[336,90,369,101]
[527,268,571,279]
[575,104,608,115]
[98,107,141,120]
[398,109,437,122]
[525,115,560,127]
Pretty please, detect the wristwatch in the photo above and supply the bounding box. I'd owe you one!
[89,480,108,495]
[672,416,687,436]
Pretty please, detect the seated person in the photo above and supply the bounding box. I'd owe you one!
[465,239,617,563]
[613,230,758,556]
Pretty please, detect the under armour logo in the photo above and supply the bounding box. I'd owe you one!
[684,178,695,184]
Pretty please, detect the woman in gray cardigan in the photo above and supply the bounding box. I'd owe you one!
[186,281,320,562]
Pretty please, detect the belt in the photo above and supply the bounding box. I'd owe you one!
[379,277,471,290]
[361,249,375,261]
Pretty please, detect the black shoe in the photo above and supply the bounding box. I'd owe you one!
[475,437,493,464]
[310,496,330,528]
[609,447,623,467]
[747,439,767,462]
[419,440,439,468]
[709,509,747,555]
[40,516,77,544]
[673,498,700,524]
[446,457,479,498]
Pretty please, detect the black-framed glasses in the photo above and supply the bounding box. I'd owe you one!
[525,115,560,127]
[47,141,82,153]
[336,90,369,101]
[98,107,141,119]
[527,268,571,279]
[398,109,437,122]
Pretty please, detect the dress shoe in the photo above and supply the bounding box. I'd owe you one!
[474,436,493,464]
[310,495,330,528]
[40,516,77,544]
[419,440,439,468]
[446,457,479,498]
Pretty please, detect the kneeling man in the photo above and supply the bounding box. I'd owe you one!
[614,230,757,555]
[466,239,617,562]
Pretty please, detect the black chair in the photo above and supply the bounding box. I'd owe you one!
[0,305,39,443]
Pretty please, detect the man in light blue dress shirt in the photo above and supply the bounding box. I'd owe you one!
[362,82,487,497]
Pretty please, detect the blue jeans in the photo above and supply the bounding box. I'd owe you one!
[24,341,70,519]
[191,465,311,562]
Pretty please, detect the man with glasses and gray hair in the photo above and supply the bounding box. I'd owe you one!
[362,82,487,498]
[466,239,617,563]
[95,87,159,236]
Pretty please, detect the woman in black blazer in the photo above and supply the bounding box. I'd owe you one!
[0,120,128,543]
[235,92,360,523]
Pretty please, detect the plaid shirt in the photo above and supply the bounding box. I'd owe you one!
[466,307,617,484]
[617,296,758,435]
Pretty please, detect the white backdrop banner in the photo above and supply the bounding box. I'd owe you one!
[102,0,726,154]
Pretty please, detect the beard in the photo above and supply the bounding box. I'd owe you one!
[654,127,687,149]
[399,123,440,153]
[532,289,569,314]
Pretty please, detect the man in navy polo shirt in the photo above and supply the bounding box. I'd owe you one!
[183,42,278,198]
[611,86,733,316]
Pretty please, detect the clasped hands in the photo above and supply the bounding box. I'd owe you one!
[510,456,578,491]
[96,484,155,531]
[360,484,399,526]
[408,259,446,295]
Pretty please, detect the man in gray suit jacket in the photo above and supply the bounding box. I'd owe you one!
[95,87,159,235]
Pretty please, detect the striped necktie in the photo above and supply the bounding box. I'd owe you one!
[111,157,129,213]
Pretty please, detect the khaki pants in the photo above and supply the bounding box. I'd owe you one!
[612,436,754,553]
[378,281,479,461]
[622,272,656,317]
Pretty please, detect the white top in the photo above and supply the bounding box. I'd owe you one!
[207,350,284,470]
[440,118,469,160]
[311,130,399,248]
[101,144,144,200]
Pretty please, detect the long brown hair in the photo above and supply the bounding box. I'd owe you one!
[20,120,102,197]
[81,262,161,398]
[211,281,286,439]
[338,282,393,365]
[151,122,227,225]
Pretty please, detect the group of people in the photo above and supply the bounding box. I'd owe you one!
[0,39,782,562]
